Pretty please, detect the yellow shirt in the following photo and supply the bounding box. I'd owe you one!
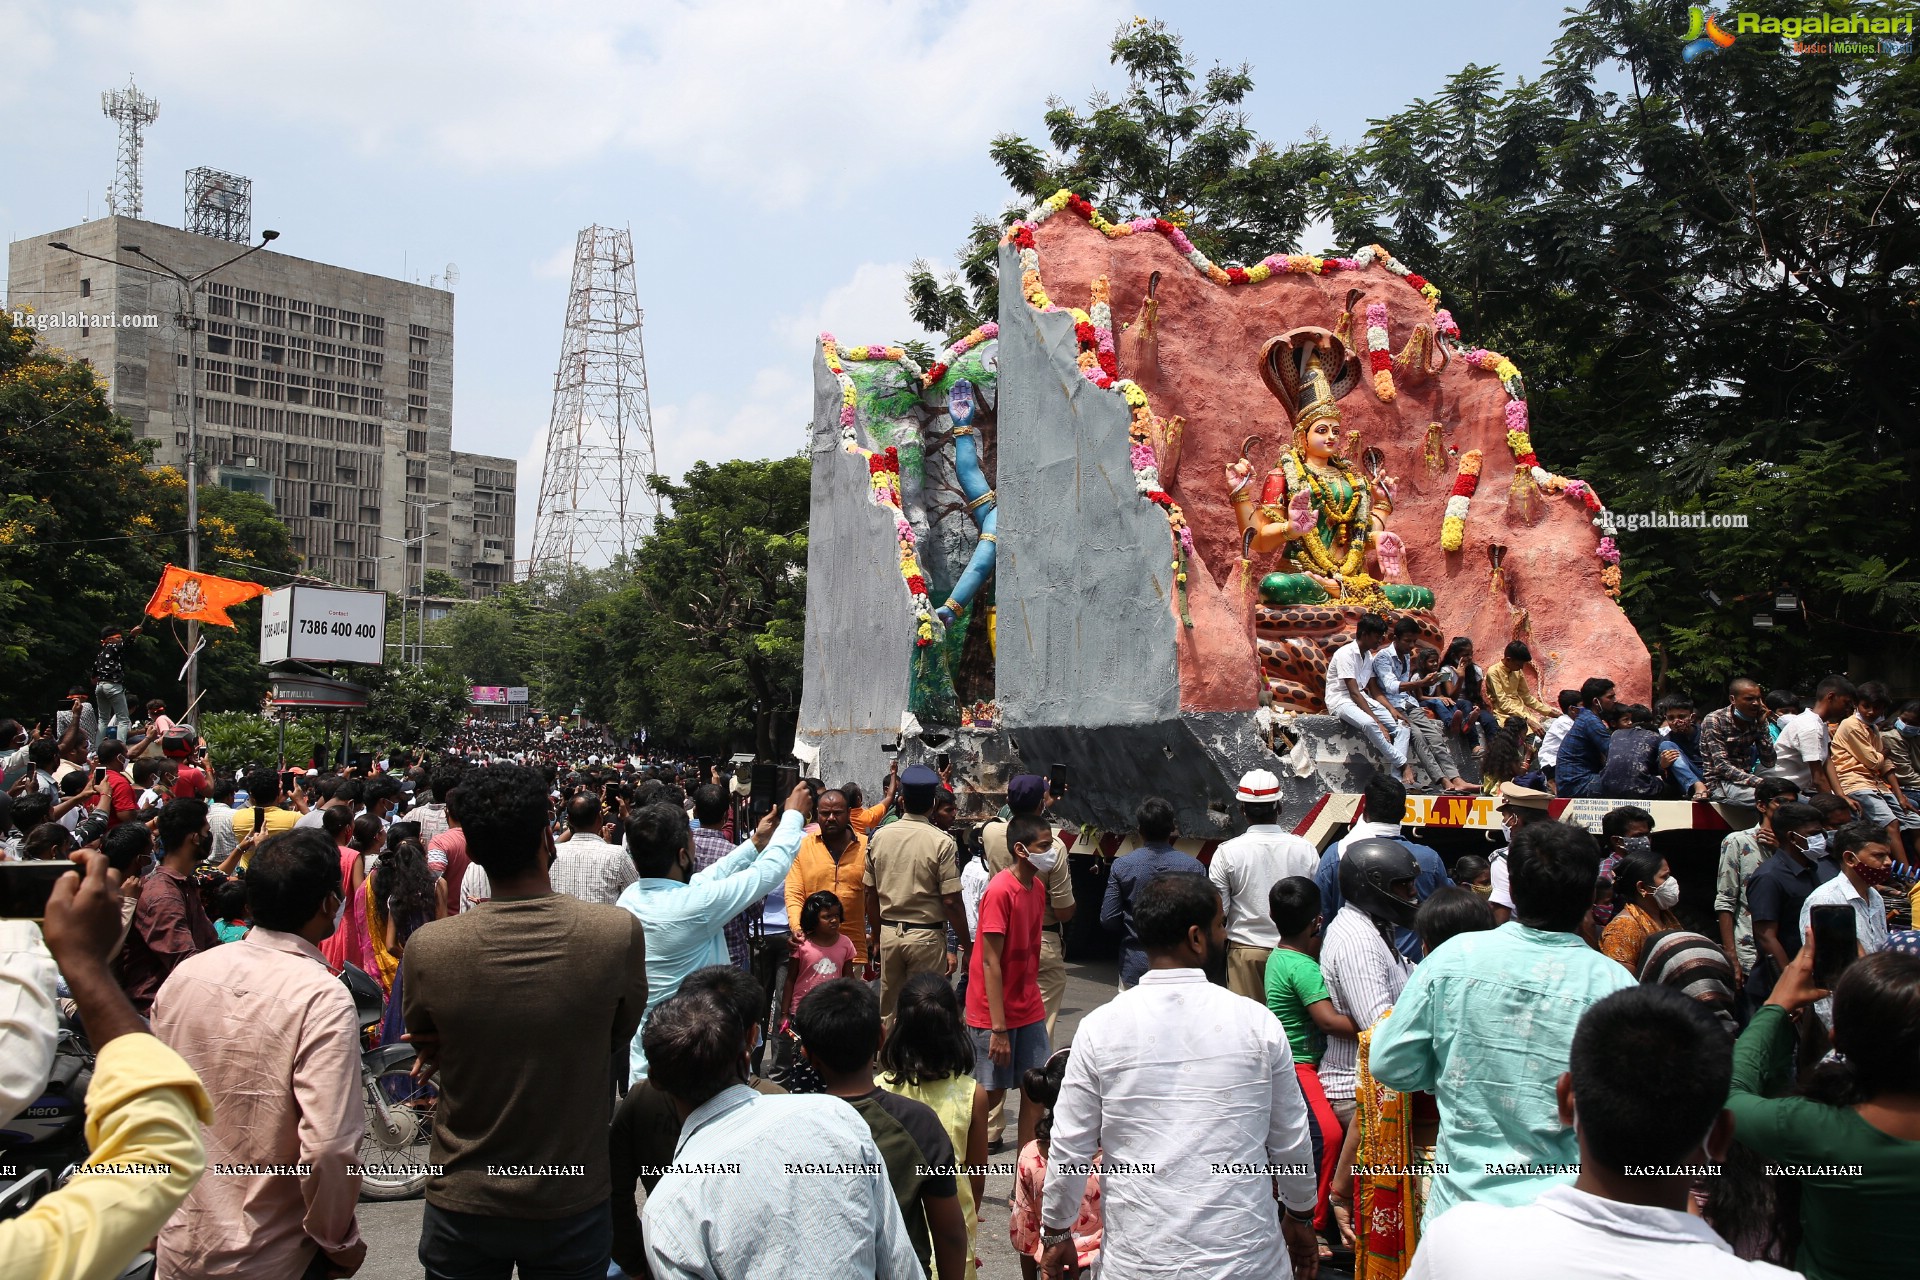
[229,805,300,866]
[0,1032,212,1280]
[1484,662,1555,723]
[1831,714,1890,797]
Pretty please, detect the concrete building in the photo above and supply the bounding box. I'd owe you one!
[6,215,515,597]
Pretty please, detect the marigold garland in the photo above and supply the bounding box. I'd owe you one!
[1365,301,1395,402]
[1441,450,1483,552]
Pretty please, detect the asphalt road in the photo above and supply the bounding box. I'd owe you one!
[354,957,1125,1279]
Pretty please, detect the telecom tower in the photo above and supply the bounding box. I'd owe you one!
[530,225,659,575]
[102,75,160,218]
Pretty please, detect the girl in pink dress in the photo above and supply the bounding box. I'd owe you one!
[1009,1049,1101,1278]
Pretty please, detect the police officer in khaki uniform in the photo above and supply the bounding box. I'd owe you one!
[864,763,968,1020]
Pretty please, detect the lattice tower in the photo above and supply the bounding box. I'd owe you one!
[529,225,659,574]
[102,76,159,218]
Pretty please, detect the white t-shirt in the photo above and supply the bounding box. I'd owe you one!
[1539,715,1575,768]
[1324,641,1371,714]
[961,857,991,938]
[1768,709,1829,793]
[1407,1185,1797,1280]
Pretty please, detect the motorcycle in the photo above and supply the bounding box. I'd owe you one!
[0,1022,95,1182]
[336,963,437,1201]
[0,1033,154,1280]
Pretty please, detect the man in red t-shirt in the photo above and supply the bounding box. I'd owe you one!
[93,738,141,827]
[965,812,1054,1151]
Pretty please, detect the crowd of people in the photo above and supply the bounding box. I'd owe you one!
[1315,618,1920,840]
[1,657,1918,1280]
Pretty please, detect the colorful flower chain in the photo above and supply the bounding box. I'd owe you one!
[921,322,998,391]
[1442,451,1483,552]
[1365,301,1395,402]
[820,333,938,646]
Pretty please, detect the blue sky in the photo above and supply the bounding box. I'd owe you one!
[2,0,1584,557]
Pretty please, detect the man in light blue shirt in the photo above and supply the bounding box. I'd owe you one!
[640,988,924,1279]
[1371,820,1634,1225]
[618,783,812,1082]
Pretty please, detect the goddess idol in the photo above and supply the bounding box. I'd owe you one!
[1225,325,1439,710]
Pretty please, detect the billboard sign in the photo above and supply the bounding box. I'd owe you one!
[507,687,530,704]
[470,686,509,705]
[259,587,387,666]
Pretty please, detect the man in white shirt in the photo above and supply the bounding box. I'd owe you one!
[548,792,638,906]
[1323,613,1414,787]
[1798,822,1892,1026]
[1406,985,1795,1280]
[1041,873,1318,1280]
[1537,690,1580,780]
[1769,675,1854,797]
[1374,618,1473,793]
[1208,769,1318,999]
[1317,838,1417,1126]
[401,765,459,844]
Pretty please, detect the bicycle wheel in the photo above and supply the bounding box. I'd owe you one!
[357,1053,436,1201]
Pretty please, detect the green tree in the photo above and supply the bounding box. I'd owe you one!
[906,16,1342,339]
[1327,0,1920,692]
[0,314,170,716]
[422,569,465,598]
[605,457,809,754]
[354,661,471,756]
[199,708,327,774]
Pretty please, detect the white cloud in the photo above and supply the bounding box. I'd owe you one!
[50,0,1128,207]
[531,241,578,282]
[775,259,937,353]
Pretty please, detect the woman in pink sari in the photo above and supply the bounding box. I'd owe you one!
[321,811,380,977]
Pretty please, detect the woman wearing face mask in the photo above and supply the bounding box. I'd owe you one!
[1599,844,1683,970]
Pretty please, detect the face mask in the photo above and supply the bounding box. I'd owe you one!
[1899,722,1920,738]
[1854,861,1893,888]
[1732,706,1754,721]
[1804,832,1829,857]
[1653,877,1681,910]
[1470,882,1493,896]
[1026,845,1060,873]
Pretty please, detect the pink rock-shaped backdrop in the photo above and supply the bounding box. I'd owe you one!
[1026,211,1651,712]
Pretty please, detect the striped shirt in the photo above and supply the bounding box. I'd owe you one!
[1318,904,1411,1103]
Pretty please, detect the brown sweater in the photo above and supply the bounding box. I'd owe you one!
[403,891,647,1217]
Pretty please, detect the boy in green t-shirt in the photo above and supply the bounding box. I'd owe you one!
[1264,875,1358,1229]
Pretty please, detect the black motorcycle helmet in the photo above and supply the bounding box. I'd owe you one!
[1339,837,1421,929]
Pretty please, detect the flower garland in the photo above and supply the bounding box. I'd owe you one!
[921,322,997,391]
[1364,301,1395,401]
[821,332,938,646]
[1441,450,1483,552]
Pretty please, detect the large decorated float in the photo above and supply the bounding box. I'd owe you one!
[797,193,1650,835]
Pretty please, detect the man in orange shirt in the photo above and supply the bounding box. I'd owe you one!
[786,789,869,965]
[1831,680,1920,864]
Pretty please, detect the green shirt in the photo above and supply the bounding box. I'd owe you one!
[1264,946,1331,1067]
[1725,1004,1920,1280]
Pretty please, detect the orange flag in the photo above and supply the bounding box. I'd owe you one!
[144,565,271,627]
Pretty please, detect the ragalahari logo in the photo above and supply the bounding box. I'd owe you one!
[1683,7,1738,60]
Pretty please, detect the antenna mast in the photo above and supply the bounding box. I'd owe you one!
[102,75,160,218]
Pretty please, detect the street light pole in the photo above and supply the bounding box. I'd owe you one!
[49,229,280,724]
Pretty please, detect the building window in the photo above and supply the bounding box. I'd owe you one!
[407,429,427,454]
[408,359,429,390]
[79,278,91,298]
